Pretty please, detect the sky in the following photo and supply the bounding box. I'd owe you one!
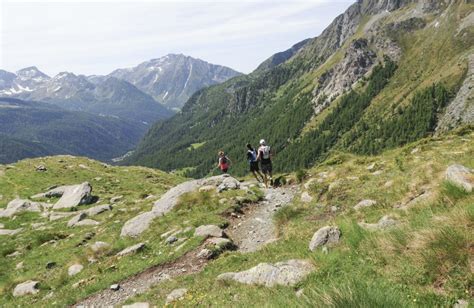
[0,0,354,76]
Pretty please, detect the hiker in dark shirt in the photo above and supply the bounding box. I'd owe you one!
[257,139,273,188]
[246,143,264,182]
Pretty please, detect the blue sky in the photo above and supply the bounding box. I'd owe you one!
[1,0,354,76]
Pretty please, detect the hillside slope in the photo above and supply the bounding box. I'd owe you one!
[0,97,149,163]
[127,0,473,178]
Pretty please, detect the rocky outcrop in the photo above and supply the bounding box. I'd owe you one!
[121,175,240,237]
[445,164,474,192]
[217,260,314,287]
[13,280,40,297]
[0,199,42,218]
[309,226,341,251]
[313,38,377,113]
[436,55,474,134]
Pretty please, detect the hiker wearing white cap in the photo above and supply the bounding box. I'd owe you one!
[257,139,273,188]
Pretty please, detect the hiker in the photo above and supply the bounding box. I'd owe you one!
[257,139,273,188]
[246,143,264,182]
[217,151,231,174]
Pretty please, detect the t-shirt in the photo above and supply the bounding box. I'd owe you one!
[258,145,271,164]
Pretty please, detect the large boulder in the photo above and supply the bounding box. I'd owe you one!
[53,182,93,210]
[217,177,240,192]
[446,164,473,192]
[152,181,201,216]
[217,260,314,287]
[309,226,341,251]
[194,225,224,238]
[0,199,42,218]
[120,212,157,238]
[13,280,40,297]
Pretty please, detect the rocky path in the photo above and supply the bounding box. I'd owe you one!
[74,246,208,307]
[227,186,297,252]
[74,184,297,307]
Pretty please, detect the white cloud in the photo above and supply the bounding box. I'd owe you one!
[1,0,353,75]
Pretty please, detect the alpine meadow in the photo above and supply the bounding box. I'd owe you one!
[0,0,473,307]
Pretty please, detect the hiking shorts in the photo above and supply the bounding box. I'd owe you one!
[249,161,259,172]
[261,161,272,174]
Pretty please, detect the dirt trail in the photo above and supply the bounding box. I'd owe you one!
[227,186,297,252]
[74,185,298,307]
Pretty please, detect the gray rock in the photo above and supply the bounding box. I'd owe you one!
[207,237,233,249]
[53,182,93,210]
[197,248,214,259]
[353,199,377,210]
[110,195,123,203]
[85,204,112,216]
[217,260,314,287]
[67,212,88,227]
[454,299,469,308]
[165,236,178,245]
[445,164,473,192]
[36,165,47,172]
[116,243,145,256]
[0,199,42,218]
[122,303,150,308]
[0,228,23,236]
[166,288,188,304]
[110,284,120,291]
[120,211,157,238]
[13,280,39,297]
[217,177,240,192]
[16,261,24,269]
[309,226,341,251]
[68,264,84,276]
[49,211,76,221]
[74,219,99,227]
[301,192,313,203]
[90,241,110,252]
[194,225,224,238]
[359,215,398,230]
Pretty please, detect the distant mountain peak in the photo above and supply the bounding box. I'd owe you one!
[16,66,50,80]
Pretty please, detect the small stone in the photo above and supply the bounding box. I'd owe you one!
[74,219,100,227]
[16,261,24,269]
[197,248,214,259]
[116,243,145,257]
[301,192,313,203]
[67,212,88,227]
[330,206,338,213]
[166,288,188,304]
[110,196,123,203]
[194,225,224,238]
[110,284,120,291]
[68,264,84,276]
[309,226,341,251]
[166,236,178,244]
[353,199,377,211]
[36,165,47,172]
[296,289,304,297]
[454,299,469,308]
[13,280,39,297]
[90,241,110,252]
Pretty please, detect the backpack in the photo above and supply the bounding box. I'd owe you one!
[261,146,271,160]
[220,156,228,165]
[248,149,257,162]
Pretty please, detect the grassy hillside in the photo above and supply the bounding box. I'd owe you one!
[0,156,260,306]
[126,0,473,179]
[123,127,473,307]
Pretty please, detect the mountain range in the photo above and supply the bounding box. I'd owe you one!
[0,55,241,162]
[126,0,474,177]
